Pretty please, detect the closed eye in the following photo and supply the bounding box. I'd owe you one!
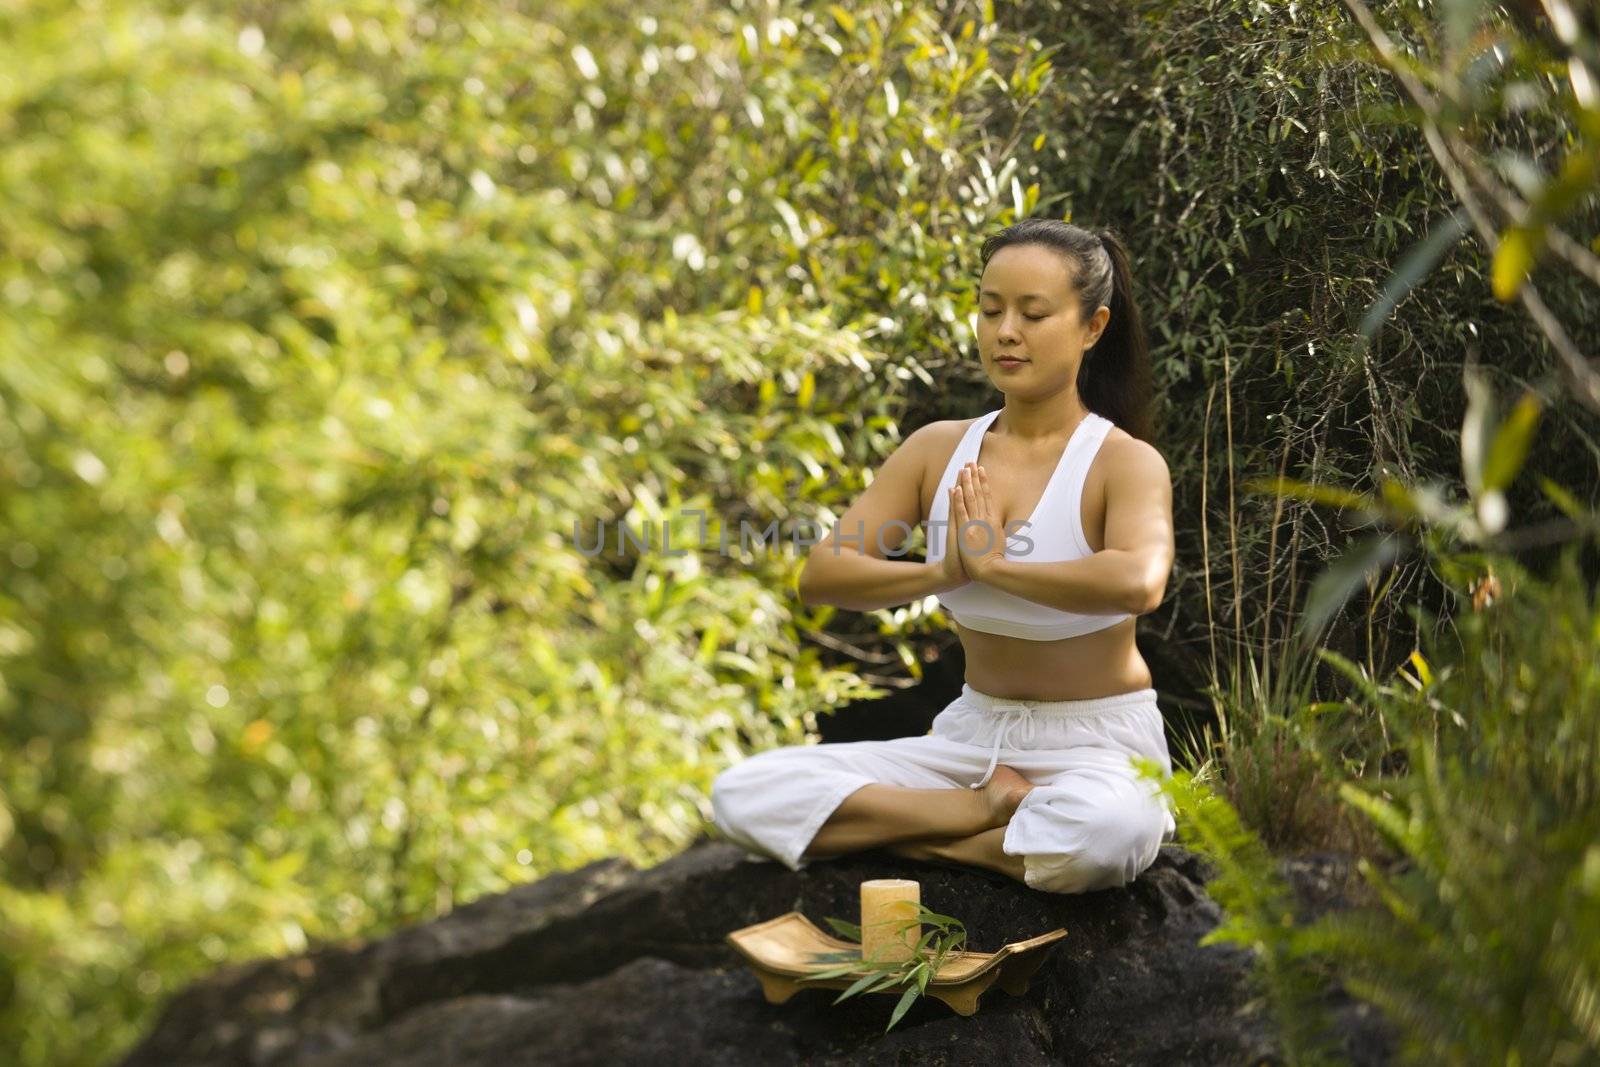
[982,311,1046,320]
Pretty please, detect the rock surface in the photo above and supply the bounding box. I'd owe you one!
[118,838,1398,1066]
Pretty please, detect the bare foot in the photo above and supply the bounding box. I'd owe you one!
[979,764,1036,829]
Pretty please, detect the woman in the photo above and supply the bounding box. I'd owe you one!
[709,219,1178,894]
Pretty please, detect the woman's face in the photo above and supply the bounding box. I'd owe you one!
[976,244,1108,390]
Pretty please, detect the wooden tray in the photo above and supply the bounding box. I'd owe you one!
[725,911,1068,1017]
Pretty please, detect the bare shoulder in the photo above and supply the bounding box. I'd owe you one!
[908,414,980,434]
[888,417,980,467]
[906,416,977,451]
[1100,429,1171,487]
[898,417,977,515]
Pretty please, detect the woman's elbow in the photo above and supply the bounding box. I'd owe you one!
[798,550,854,607]
[796,559,827,606]
[1133,578,1168,616]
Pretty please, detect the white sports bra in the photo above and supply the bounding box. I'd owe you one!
[925,408,1131,641]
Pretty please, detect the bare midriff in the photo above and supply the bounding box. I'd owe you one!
[923,417,1156,703]
[954,616,1153,702]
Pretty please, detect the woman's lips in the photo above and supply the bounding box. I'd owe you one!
[995,356,1028,370]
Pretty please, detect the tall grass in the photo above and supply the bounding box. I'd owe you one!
[1146,538,1600,1064]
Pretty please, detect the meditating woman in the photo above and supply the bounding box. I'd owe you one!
[709,218,1179,894]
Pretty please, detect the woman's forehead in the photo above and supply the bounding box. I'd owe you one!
[980,246,1074,294]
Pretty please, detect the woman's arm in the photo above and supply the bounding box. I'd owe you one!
[797,422,966,612]
[799,549,964,612]
[955,438,1174,616]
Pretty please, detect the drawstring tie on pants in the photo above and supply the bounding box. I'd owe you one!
[967,702,1037,790]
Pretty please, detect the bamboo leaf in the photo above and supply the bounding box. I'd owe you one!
[1359,207,1470,339]
[914,906,964,926]
[1491,225,1536,301]
[821,916,862,941]
[831,970,889,1004]
[1481,390,1543,493]
[1297,533,1406,642]
[885,986,921,1031]
[1537,476,1590,522]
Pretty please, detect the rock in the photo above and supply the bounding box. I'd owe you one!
[117,839,1397,1066]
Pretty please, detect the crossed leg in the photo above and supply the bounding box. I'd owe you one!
[885,825,1027,883]
[803,764,1038,870]
[876,764,1034,883]
[888,760,1173,892]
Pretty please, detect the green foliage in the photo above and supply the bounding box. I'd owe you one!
[1217,318,1600,1061]
[1148,535,1600,1065]
[1233,350,1590,863]
[1305,541,1600,1065]
[0,1,1060,1063]
[4,0,1598,1063]
[1040,2,1600,1059]
[804,902,970,1032]
[1027,0,1600,724]
[1140,757,1351,1067]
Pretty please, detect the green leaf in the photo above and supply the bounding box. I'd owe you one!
[820,915,862,941]
[1338,783,1419,861]
[885,986,921,1031]
[1480,391,1543,493]
[867,970,909,994]
[1536,476,1590,523]
[1244,475,1373,516]
[831,969,890,1004]
[912,905,964,927]
[1491,226,1536,301]
[1296,533,1407,642]
[1358,208,1470,339]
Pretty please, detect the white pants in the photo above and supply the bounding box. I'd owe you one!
[709,683,1178,894]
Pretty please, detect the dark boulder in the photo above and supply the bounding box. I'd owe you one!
[118,839,1396,1066]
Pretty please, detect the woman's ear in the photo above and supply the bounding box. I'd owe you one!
[1085,305,1110,348]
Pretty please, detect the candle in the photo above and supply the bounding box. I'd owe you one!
[859,878,921,964]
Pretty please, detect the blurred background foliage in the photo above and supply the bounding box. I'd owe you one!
[2,0,1599,1063]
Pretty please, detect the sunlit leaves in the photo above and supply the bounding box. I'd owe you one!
[0,2,1055,1063]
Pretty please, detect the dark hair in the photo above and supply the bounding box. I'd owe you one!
[978,218,1155,444]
